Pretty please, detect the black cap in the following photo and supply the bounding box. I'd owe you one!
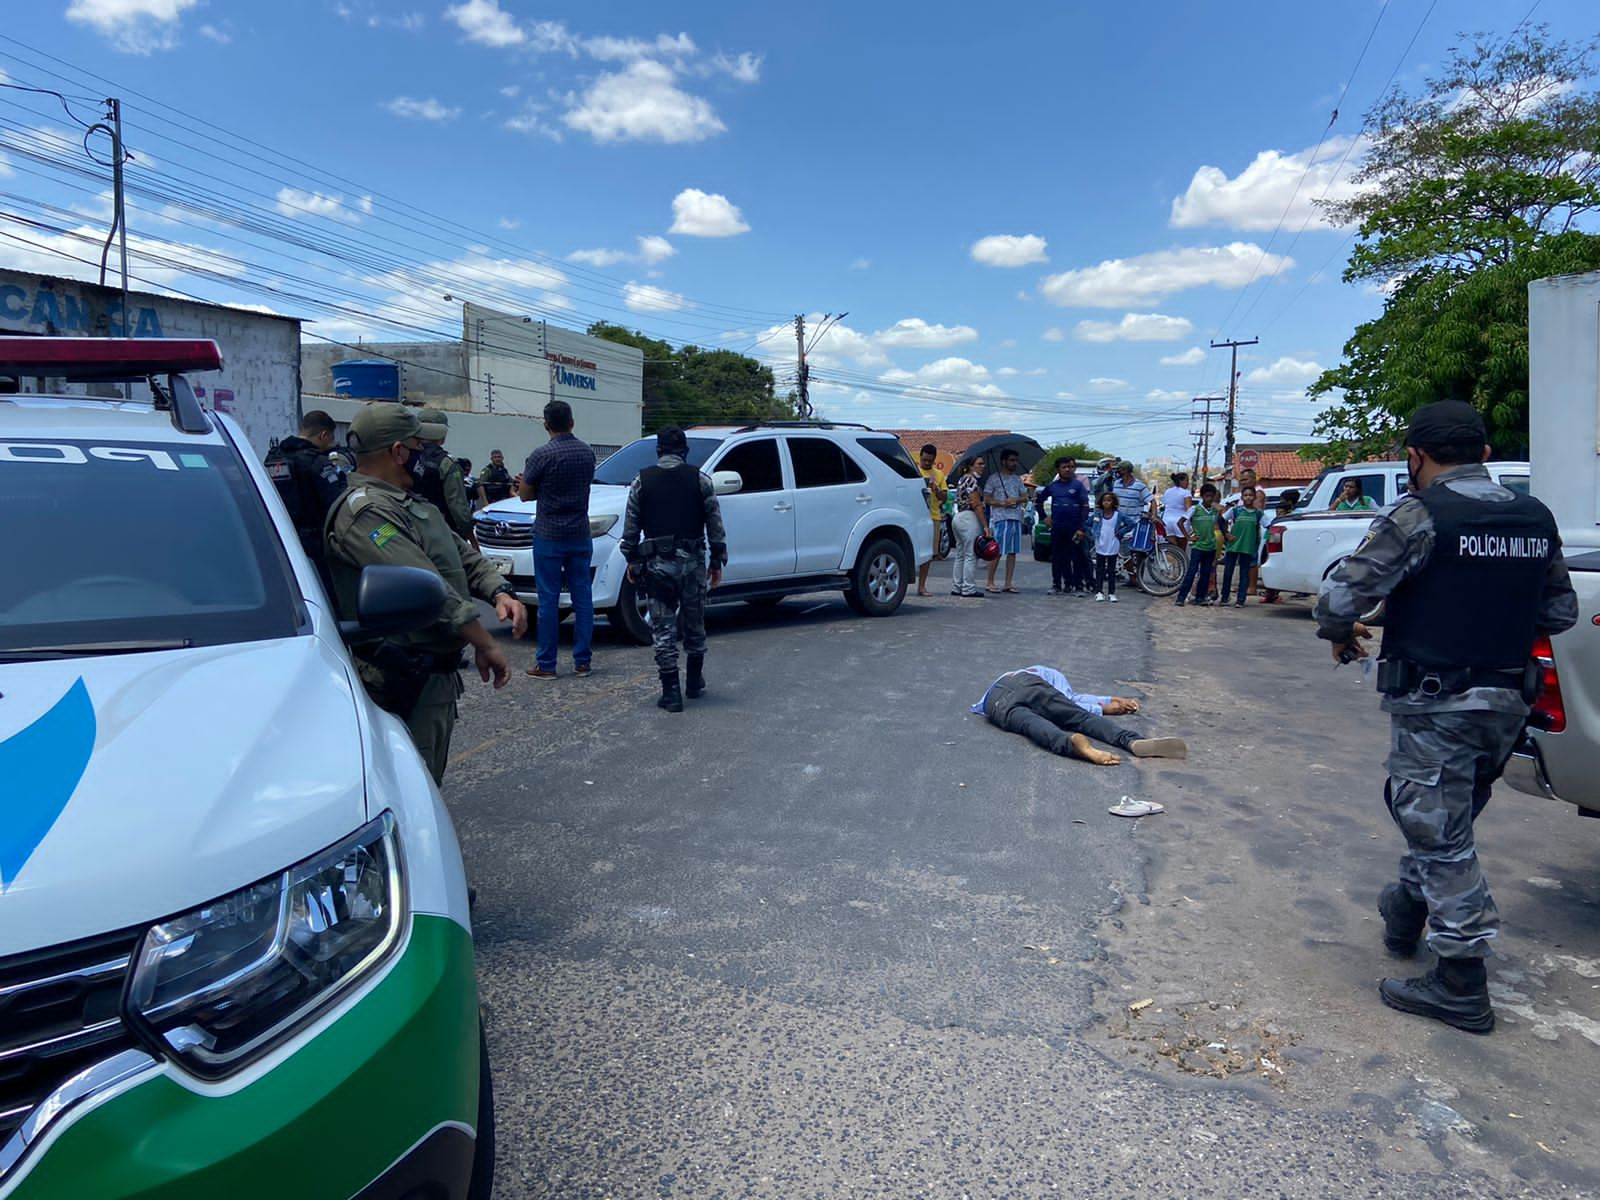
[1405,400,1485,449]
[656,425,689,456]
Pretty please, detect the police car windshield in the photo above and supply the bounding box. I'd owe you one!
[593,436,719,485]
[0,438,300,655]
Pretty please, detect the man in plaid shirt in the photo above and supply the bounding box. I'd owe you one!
[519,400,597,678]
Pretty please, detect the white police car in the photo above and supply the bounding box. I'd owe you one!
[476,422,934,641]
[0,339,492,1198]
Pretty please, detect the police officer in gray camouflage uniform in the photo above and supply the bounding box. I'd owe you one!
[619,426,727,712]
[1315,400,1576,1033]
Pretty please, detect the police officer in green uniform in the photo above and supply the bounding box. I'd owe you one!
[411,407,476,541]
[324,403,528,784]
[1315,400,1576,1033]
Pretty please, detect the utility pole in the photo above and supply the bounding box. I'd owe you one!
[484,372,493,413]
[108,98,129,333]
[794,314,811,419]
[1210,337,1258,481]
[1190,395,1225,482]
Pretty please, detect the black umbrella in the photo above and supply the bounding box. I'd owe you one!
[948,433,1047,484]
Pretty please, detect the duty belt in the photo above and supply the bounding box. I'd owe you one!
[638,534,702,558]
[1377,659,1527,698]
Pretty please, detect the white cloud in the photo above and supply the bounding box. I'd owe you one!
[1145,388,1189,403]
[1073,312,1194,343]
[384,96,461,121]
[1041,327,1065,342]
[669,187,749,237]
[499,84,520,98]
[0,151,11,179]
[445,0,523,47]
[274,187,371,224]
[65,0,199,52]
[849,257,871,271]
[745,315,887,370]
[970,234,1048,268]
[1244,356,1323,386]
[1159,346,1206,366]
[1039,243,1294,308]
[710,51,762,83]
[504,101,561,139]
[197,22,229,43]
[564,60,725,144]
[622,281,688,312]
[997,367,1019,377]
[881,357,1005,397]
[497,216,521,230]
[1055,391,1078,401]
[870,318,979,350]
[568,235,677,269]
[1086,377,1130,393]
[584,32,697,63]
[1170,137,1366,232]
[637,235,676,265]
[567,247,630,268]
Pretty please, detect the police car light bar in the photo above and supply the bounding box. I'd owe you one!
[0,337,225,381]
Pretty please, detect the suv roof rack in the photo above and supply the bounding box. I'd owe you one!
[0,337,219,436]
[725,419,875,433]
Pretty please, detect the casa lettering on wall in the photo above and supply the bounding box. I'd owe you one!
[0,284,164,338]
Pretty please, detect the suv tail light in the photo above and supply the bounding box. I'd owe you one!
[1530,635,1565,733]
[1264,525,1284,560]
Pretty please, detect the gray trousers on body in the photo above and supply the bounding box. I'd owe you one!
[1384,708,1525,959]
[984,673,1137,755]
[645,552,708,672]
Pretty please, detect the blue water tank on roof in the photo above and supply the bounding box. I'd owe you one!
[332,359,400,400]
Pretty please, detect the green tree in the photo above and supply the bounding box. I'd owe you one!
[1033,442,1110,478]
[588,323,796,433]
[1308,27,1600,461]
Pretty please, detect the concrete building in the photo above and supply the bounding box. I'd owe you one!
[0,267,302,455]
[301,302,644,469]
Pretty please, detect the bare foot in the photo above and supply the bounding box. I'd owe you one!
[1068,733,1122,766]
[1129,737,1187,759]
[1103,698,1141,715]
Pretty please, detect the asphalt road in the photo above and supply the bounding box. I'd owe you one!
[444,556,1600,1199]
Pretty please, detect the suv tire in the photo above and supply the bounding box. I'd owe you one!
[845,536,908,617]
[612,574,653,645]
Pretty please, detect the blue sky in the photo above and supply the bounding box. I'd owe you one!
[0,0,1593,463]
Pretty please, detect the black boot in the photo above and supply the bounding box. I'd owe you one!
[657,669,684,712]
[685,655,706,699]
[1377,882,1428,957]
[1378,956,1494,1034]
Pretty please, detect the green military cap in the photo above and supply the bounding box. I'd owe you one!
[419,407,449,442]
[347,402,421,453]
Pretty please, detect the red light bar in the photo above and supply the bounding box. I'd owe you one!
[0,337,224,381]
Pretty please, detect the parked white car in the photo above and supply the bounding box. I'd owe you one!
[0,338,492,1198]
[1260,462,1530,596]
[475,422,935,642]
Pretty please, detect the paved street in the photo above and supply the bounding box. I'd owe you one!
[445,557,1600,1199]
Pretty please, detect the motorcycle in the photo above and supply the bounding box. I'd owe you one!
[1122,515,1186,596]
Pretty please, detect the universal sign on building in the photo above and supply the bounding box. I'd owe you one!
[461,301,642,453]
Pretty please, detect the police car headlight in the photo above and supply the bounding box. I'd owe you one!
[126,814,404,1080]
[590,514,618,537]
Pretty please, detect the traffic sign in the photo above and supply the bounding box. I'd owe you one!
[1236,448,1260,471]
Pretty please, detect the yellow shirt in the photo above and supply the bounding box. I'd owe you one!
[919,465,947,521]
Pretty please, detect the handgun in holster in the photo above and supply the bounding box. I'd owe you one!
[354,640,435,719]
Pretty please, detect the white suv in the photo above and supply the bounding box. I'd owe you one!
[475,421,935,642]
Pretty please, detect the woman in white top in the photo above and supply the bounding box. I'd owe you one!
[1161,471,1192,551]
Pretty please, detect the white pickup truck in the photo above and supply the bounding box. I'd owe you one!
[1507,270,1600,817]
[1259,461,1530,597]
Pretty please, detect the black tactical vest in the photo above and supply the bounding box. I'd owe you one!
[1381,484,1558,670]
[638,463,706,541]
[411,442,450,513]
[265,437,341,553]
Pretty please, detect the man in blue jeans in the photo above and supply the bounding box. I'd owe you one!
[520,399,597,678]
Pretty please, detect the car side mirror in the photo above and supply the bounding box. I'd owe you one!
[338,564,447,641]
[711,470,742,495]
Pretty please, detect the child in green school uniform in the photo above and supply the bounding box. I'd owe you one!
[1221,483,1262,607]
